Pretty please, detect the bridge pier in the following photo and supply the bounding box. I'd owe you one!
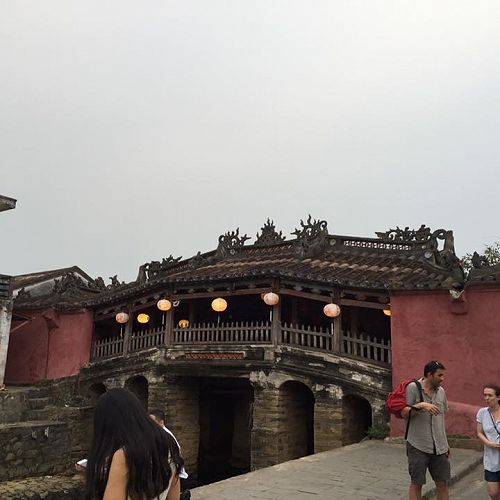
[313,386,344,452]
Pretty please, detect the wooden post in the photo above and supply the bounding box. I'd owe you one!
[271,280,281,347]
[332,290,341,354]
[122,305,133,356]
[291,297,298,327]
[165,309,173,346]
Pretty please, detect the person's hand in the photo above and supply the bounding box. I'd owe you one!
[415,402,440,415]
[488,441,500,449]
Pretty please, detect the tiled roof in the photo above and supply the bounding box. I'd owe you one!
[14,220,466,310]
[13,266,93,289]
[467,263,500,286]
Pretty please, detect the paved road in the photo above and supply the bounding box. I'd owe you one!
[444,463,488,500]
[192,441,482,500]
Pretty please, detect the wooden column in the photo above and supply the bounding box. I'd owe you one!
[332,290,342,354]
[291,297,298,327]
[165,309,173,346]
[122,305,133,356]
[271,300,281,347]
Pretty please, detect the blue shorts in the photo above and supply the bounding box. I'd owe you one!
[485,469,500,482]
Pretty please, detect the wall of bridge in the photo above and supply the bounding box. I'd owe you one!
[5,308,93,383]
[391,285,500,436]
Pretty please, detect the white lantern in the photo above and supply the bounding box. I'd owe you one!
[263,292,280,306]
[115,312,129,324]
[157,299,172,311]
[323,303,340,318]
[137,313,150,324]
[211,298,228,312]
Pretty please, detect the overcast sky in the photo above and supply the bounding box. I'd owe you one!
[2,1,499,282]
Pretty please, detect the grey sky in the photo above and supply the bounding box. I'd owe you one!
[2,1,500,282]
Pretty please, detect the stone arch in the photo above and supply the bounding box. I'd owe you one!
[278,380,315,462]
[87,382,107,405]
[124,375,149,409]
[342,394,372,445]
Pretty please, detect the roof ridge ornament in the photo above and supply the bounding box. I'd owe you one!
[292,215,329,258]
[375,224,431,243]
[53,273,88,294]
[471,251,490,269]
[136,255,182,283]
[216,228,250,257]
[255,219,285,246]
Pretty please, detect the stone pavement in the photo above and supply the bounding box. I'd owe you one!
[192,441,482,500]
[437,463,488,500]
[0,474,83,500]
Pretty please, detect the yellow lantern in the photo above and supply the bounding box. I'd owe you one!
[263,292,280,306]
[178,319,190,328]
[323,303,340,318]
[137,313,150,324]
[115,312,129,324]
[383,309,391,316]
[157,299,172,311]
[211,298,228,312]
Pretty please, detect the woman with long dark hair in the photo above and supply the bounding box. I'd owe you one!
[84,388,184,500]
[477,384,500,500]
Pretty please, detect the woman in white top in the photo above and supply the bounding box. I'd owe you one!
[84,388,183,500]
[477,384,500,500]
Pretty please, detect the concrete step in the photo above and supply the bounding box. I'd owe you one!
[28,397,51,410]
[24,408,54,421]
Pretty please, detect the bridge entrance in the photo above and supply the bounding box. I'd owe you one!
[197,378,253,485]
[342,394,372,445]
[278,381,314,462]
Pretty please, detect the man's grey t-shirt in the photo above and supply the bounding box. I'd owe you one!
[406,381,449,455]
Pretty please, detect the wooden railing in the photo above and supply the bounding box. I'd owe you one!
[91,335,123,360]
[281,323,333,351]
[90,322,391,365]
[342,331,391,364]
[173,321,271,344]
[129,326,165,353]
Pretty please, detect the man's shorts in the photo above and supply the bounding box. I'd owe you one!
[406,442,451,485]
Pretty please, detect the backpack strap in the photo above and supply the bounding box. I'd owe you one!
[488,409,500,437]
[404,380,424,440]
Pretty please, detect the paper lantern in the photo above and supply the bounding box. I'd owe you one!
[263,292,280,306]
[115,312,129,324]
[383,309,391,316]
[211,298,228,312]
[323,303,340,318]
[178,319,190,328]
[137,313,150,324]
[157,299,172,311]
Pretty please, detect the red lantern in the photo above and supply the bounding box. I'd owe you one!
[323,303,340,318]
[115,312,129,324]
[263,292,280,306]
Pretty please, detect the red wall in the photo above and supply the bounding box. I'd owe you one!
[391,285,500,436]
[5,308,94,384]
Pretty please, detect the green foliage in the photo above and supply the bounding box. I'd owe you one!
[366,425,389,440]
[462,241,500,273]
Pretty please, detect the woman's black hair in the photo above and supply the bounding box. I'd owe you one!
[84,388,184,500]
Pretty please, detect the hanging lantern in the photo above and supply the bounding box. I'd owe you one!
[211,298,228,312]
[178,319,190,328]
[157,299,172,311]
[137,313,150,324]
[383,309,391,316]
[262,292,280,306]
[115,312,129,324]
[323,303,341,318]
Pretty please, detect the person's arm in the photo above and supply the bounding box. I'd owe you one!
[103,449,128,500]
[401,384,440,418]
[165,474,180,500]
[477,422,500,449]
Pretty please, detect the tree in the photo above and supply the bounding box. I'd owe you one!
[462,242,500,273]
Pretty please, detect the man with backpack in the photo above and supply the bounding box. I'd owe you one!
[400,361,450,500]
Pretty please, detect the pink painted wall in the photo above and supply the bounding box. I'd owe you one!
[5,308,94,384]
[390,285,500,437]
